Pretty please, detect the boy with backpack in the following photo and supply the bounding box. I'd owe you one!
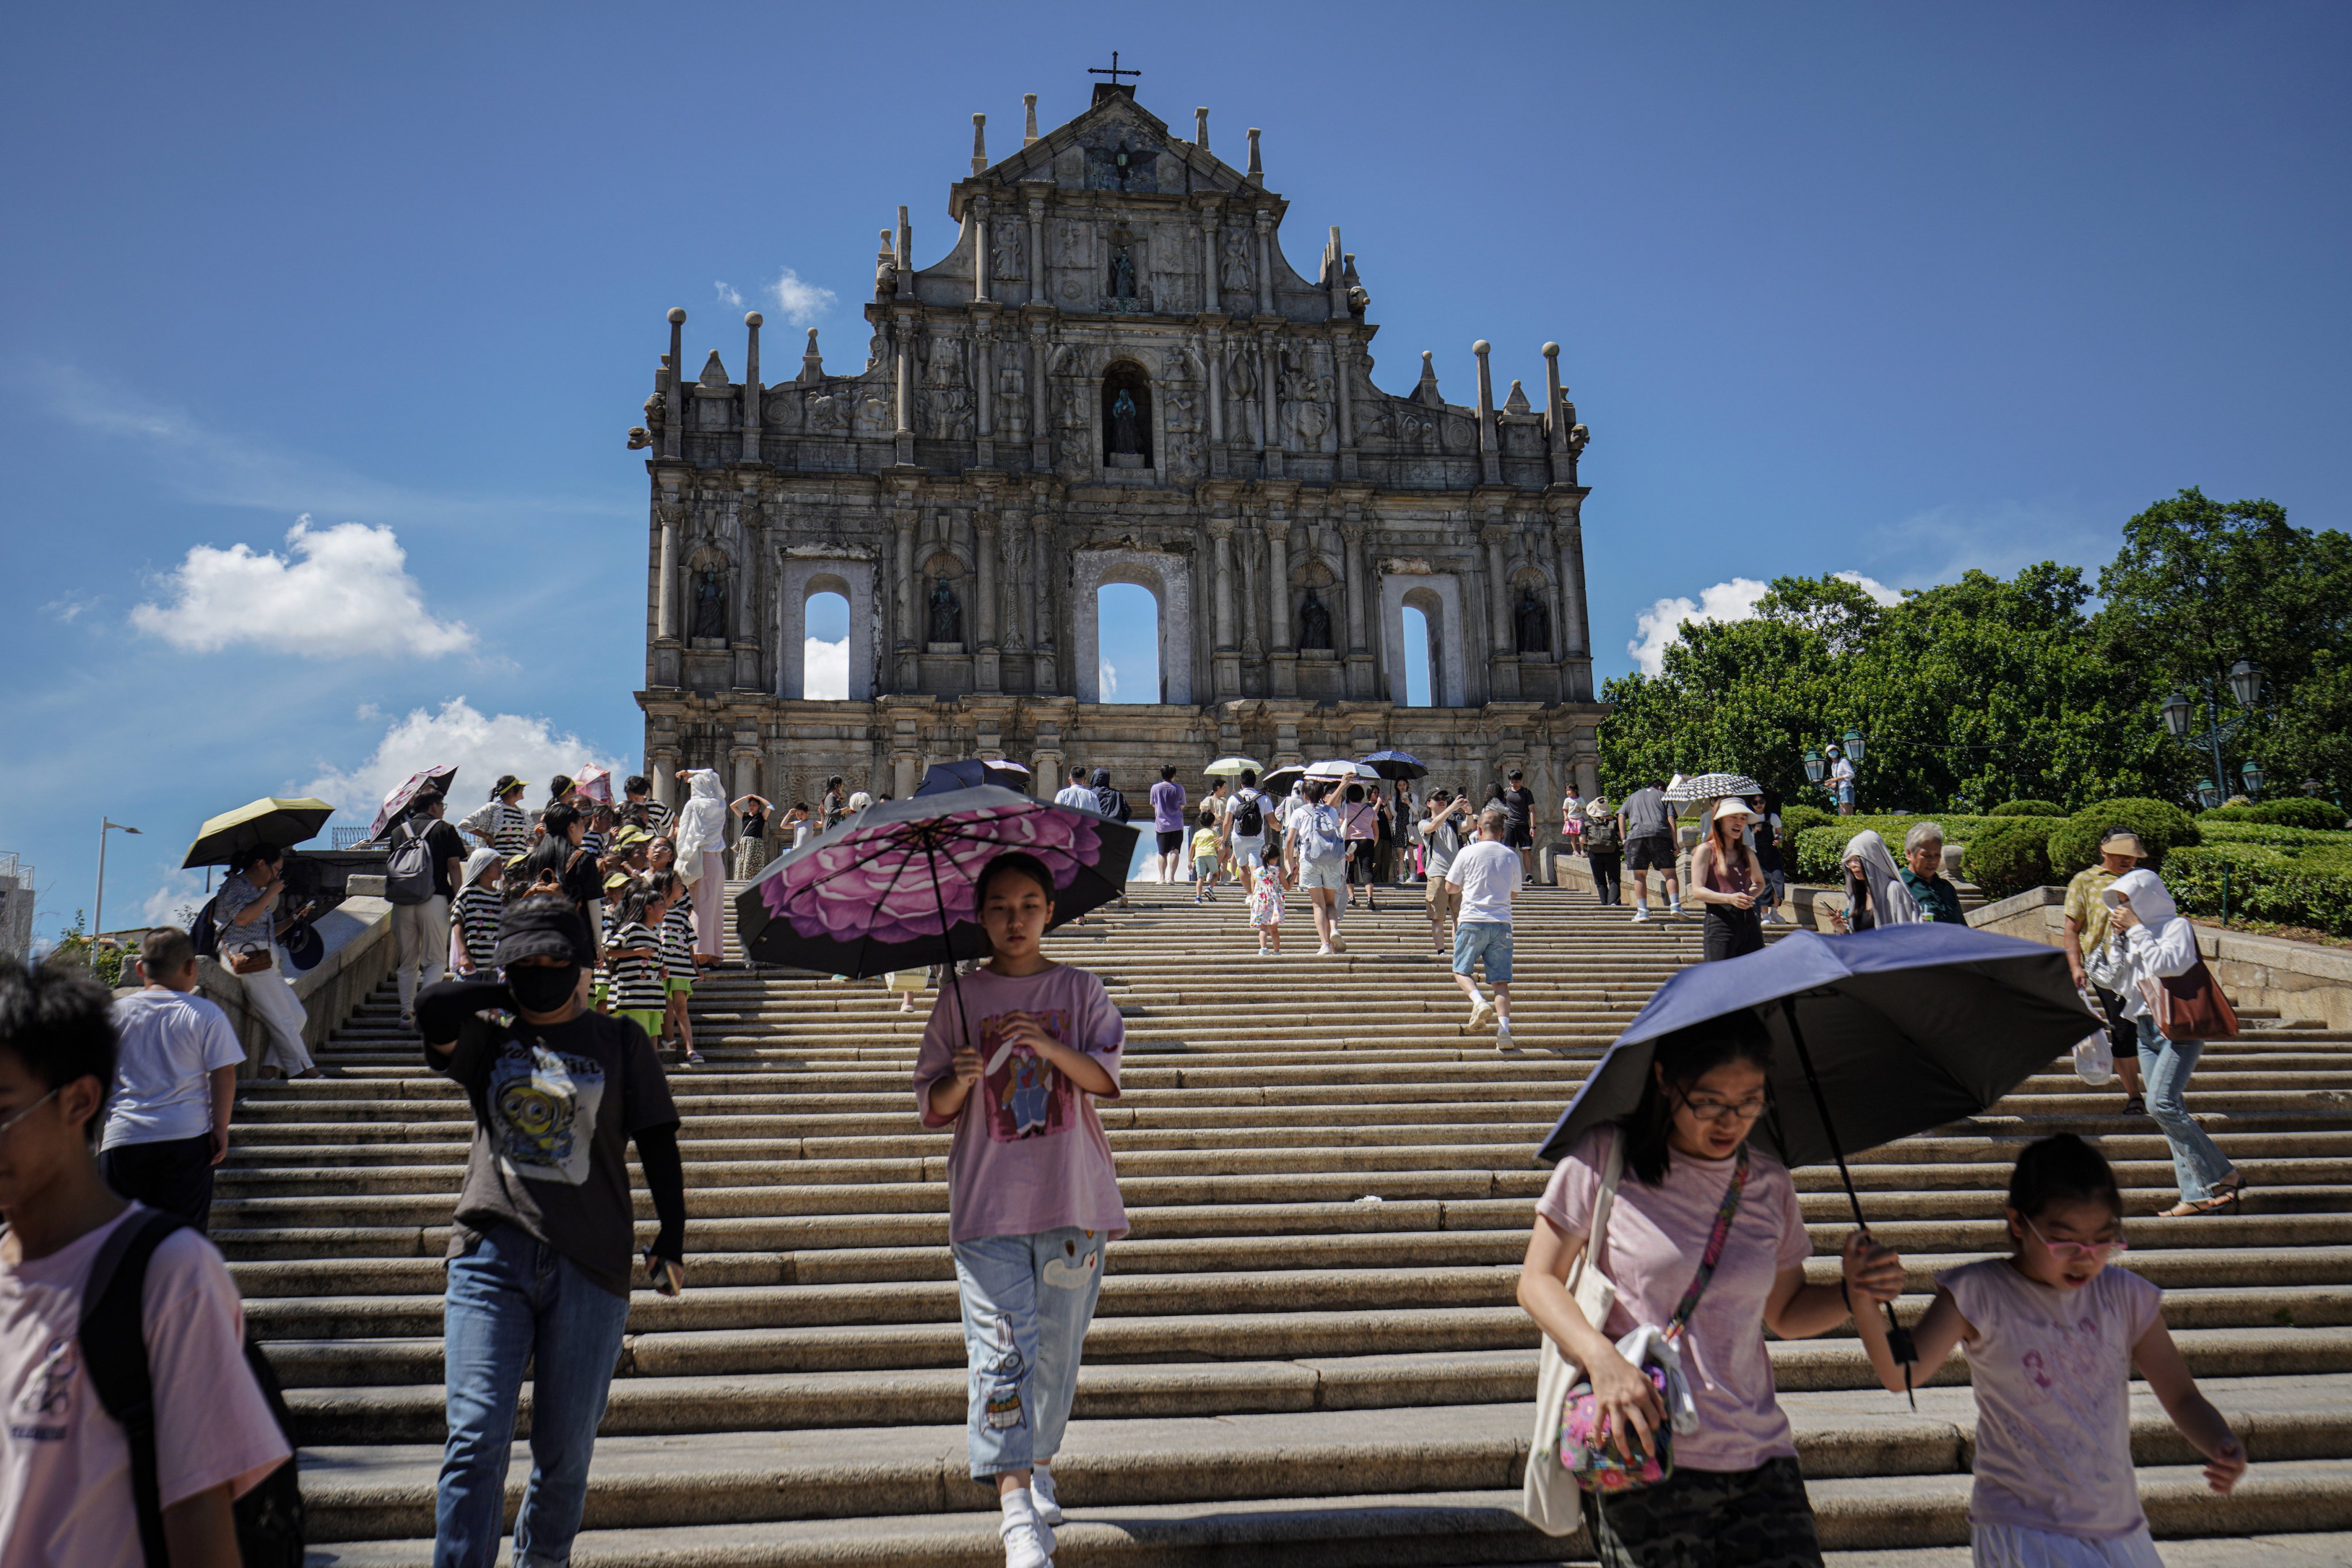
[0,959,296,1566]
[1226,769,1269,895]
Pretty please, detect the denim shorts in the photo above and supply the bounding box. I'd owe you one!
[1299,856,1346,893]
[1453,919,1513,984]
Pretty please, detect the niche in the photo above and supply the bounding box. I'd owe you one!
[1100,361,1153,468]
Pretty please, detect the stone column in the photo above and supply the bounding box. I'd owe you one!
[1340,514,1369,654]
[663,308,685,461]
[1199,208,1219,302]
[1473,339,1501,485]
[1332,331,1354,447]
[740,311,763,462]
[1028,319,1051,466]
[972,191,990,304]
[1542,341,1569,485]
[974,321,994,441]
[894,312,915,462]
[1483,520,1519,701]
[1555,517,1589,656]
[1205,325,1225,446]
[1026,196,1046,312]
[649,747,679,809]
[1030,510,1059,694]
[1208,517,1238,698]
[1264,503,1297,698]
[1257,332,1277,452]
[654,505,681,643]
[975,510,1001,693]
[894,507,918,689]
[999,500,1026,654]
[1253,209,1275,315]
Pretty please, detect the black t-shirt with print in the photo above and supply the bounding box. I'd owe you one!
[434,1008,678,1297]
[415,818,469,898]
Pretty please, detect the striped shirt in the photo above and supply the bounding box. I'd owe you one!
[640,800,673,834]
[489,803,532,860]
[660,902,696,982]
[592,904,616,1000]
[608,920,667,1011]
[581,829,608,861]
[452,886,502,971]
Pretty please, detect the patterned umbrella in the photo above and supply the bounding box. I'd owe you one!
[573,766,615,806]
[1664,772,1764,804]
[367,766,459,842]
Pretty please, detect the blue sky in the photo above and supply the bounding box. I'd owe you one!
[3,3,2346,944]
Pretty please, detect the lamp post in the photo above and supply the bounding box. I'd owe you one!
[2160,658,2268,807]
[94,818,142,952]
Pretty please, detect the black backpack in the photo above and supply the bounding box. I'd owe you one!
[79,1209,306,1568]
[1233,790,1264,837]
[188,895,221,959]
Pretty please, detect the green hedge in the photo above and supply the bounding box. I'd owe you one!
[2200,822,2352,851]
[1779,804,1836,839]
[2200,798,2350,831]
[2165,844,2352,937]
[1990,799,2065,818]
[1789,814,2063,883]
[1961,822,2055,900]
[2046,800,2200,878]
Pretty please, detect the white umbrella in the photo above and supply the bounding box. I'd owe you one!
[1204,756,1266,778]
[1666,773,1763,804]
[1304,759,1377,780]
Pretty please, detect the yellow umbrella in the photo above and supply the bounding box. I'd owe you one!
[1203,756,1265,778]
[181,797,337,868]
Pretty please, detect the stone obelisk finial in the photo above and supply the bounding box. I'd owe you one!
[1195,106,1210,149]
[1246,127,1263,185]
[971,113,987,175]
[1024,94,1040,146]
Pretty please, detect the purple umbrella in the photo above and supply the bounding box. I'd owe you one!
[736,785,1138,1048]
[368,765,458,842]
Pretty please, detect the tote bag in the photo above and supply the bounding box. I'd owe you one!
[1520,1132,1625,1536]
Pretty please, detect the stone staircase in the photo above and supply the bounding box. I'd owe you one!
[219,883,2352,1566]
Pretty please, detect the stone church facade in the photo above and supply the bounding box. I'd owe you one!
[632,82,1605,816]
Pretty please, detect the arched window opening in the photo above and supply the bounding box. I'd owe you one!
[804,590,849,701]
[1401,605,1434,707]
[1101,361,1153,468]
[1096,582,1160,704]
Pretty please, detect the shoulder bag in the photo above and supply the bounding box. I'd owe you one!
[2142,958,2240,1042]
[1558,1143,1751,1494]
[1520,1131,1625,1536]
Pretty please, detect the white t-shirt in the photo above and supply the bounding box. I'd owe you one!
[1446,839,1521,924]
[103,990,245,1149]
[0,1207,290,1568]
[1053,785,1102,816]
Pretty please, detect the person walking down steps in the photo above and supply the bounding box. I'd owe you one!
[912,852,1128,1568]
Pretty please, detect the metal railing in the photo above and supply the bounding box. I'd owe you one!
[331,827,377,849]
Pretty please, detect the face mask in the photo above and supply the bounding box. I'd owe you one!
[507,964,580,1014]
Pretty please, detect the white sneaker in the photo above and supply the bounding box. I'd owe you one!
[1001,1490,1053,1567]
[1031,1467,1064,1528]
[1494,1023,1513,1048]
[1329,933,1347,952]
[1468,999,1498,1030]
[1317,944,1336,956]
[1631,907,1651,923]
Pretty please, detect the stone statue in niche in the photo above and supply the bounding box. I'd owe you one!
[991,222,1024,282]
[1516,588,1551,655]
[928,577,963,644]
[1109,389,1143,455]
[1297,589,1334,651]
[997,354,1027,435]
[1224,343,1259,444]
[1279,354,1332,449]
[1220,229,1253,295]
[1107,246,1137,300]
[692,570,727,640]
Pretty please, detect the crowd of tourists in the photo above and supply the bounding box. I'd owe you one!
[0,750,2256,1568]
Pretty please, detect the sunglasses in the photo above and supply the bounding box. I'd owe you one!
[2023,1214,2127,1262]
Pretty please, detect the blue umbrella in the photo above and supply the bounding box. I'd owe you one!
[1536,923,2099,1400]
[915,759,1034,797]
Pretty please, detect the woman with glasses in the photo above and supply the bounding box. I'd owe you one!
[1517,1011,1903,1566]
[1849,1135,2245,1567]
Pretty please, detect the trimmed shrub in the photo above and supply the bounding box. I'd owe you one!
[2165,844,2352,938]
[2251,797,2349,830]
[2200,822,2352,850]
[1787,814,2061,883]
[1963,821,2054,901]
[1779,804,1835,839]
[2046,800,2200,879]
[1990,799,2065,818]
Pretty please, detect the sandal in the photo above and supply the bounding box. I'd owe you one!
[2160,1180,2246,1218]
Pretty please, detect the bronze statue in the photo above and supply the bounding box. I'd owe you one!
[1109,388,1142,454]
[928,577,963,644]
[1515,587,1551,655]
[1297,589,1334,651]
[692,569,725,640]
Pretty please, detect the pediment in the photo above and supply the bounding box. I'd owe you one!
[961,89,1255,210]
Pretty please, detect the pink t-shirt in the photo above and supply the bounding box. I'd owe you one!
[914,963,1128,1244]
[1,1206,291,1568]
[1938,1257,2164,1539]
[1536,1125,1813,1473]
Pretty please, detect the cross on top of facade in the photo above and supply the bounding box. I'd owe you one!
[1088,51,1140,87]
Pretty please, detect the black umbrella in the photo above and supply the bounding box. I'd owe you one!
[1258,765,1307,796]
[734,786,1137,1049]
[1359,750,1428,780]
[1537,922,2099,1400]
[916,759,1034,797]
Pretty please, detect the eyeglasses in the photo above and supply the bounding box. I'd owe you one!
[0,1088,59,1141]
[1676,1090,1767,1124]
[2022,1214,2127,1262]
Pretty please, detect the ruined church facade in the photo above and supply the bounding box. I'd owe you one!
[633,83,1605,812]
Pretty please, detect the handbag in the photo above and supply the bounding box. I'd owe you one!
[228,947,275,975]
[1520,1131,1624,1536]
[2084,932,2129,993]
[1559,1144,1750,1493]
[2142,959,2239,1042]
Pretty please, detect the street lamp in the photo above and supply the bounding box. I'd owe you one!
[2160,690,2193,739]
[1802,748,1825,785]
[94,818,142,952]
[2195,779,2222,811]
[2160,657,2269,813]
[1843,727,1866,764]
[2229,659,2265,712]
[2240,759,2265,798]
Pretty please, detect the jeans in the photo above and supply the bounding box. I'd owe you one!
[2135,1018,2237,1204]
[436,1224,632,1568]
[952,1227,1108,1481]
[393,894,451,1015]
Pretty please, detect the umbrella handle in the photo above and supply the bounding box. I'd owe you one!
[1778,998,1920,1409]
[926,841,977,1072]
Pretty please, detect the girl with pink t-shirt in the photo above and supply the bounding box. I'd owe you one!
[913,852,1126,1568]
[1519,1010,1904,1567]
[1851,1134,2246,1567]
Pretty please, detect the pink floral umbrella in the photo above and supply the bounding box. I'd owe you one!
[736,785,1139,1048]
[368,765,458,842]
[573,766,615,805]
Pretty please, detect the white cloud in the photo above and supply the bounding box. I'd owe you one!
[139,868,210,929]
[130,515,476,659]
[300,697,627,824]
[713,280,745,307]
[805,635,848,700]
[41,593,95,623]
[1099,659,1118,698]
[770,268,836,326]
[1833,571,1903,607]
[1628,577,1771,677]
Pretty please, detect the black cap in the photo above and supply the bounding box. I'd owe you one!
[493,893,593,968]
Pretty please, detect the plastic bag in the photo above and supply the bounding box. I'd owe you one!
[2073,1029,2114,1086]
